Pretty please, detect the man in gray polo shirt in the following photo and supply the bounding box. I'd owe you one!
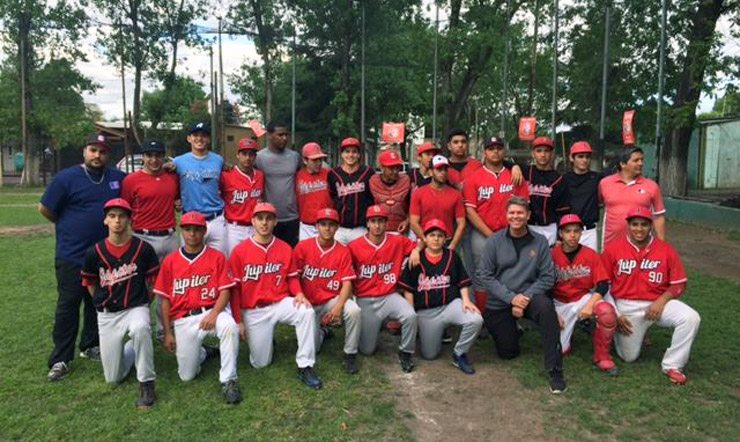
[256,121,302,247]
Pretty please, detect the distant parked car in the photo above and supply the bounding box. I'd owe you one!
[117,154,173,173]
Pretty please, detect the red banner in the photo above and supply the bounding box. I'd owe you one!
[519,117,536,141]
[622,110,636,145]
[382,122,405,143]
[247,119,266,138]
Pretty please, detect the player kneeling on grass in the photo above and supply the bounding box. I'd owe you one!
[154,212,243,404]
[601,207,700,385]
[348,205,422,373]
[552,214,618,376]
[81,198,160,409]
[228,202,323,389]
[399,219,483,374]
[290,208,362,374]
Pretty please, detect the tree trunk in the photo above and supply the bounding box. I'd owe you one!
[441,0,462,131]
[528,0,540,115]
[19,10,39,187]
[659,0,725,196]
[249,0,273,121]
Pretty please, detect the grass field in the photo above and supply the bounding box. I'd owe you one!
[0,191,45,226]
[1,186,739,442]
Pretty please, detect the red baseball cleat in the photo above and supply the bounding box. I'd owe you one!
[665,368,687,385]
[594,359,619,376]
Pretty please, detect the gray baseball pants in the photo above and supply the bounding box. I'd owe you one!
[356,293,417,355]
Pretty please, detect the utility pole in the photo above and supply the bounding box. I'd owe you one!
[655,0,668,182]
[551,0,559,140]
[361,3,366,146]
[210,47,217,142]
[218,18,225,152]
[119,20,131,172]
[291,31,297,147]
[20,37,28,182]
[501,0,511,140]
[598,3,611,171]
[432,1,439,143]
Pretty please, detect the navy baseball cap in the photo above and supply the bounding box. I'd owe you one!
[188,121,210,135]
[140,139,166,154]
[484,137,505,149]
[85,133,111,150]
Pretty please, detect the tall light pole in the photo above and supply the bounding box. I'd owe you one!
[361,3,366,146]
[291,31,297,146]
[551,0,559,140]
[598,3,611,171]
[432,1,439,143]
[655,0,668,182]
[500,0,511,139]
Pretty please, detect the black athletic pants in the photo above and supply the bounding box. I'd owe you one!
[483,295,563,372]
[274,218,300,248]
[48,259,99,367]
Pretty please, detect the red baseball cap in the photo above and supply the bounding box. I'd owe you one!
[417,142,440,155]
[432,155,449,169]
[340,137,361,150]
[532,137,555,149]
[315,208,339,223]
[423,219,450,236]
[625,206,653,222]
[253,202,278,217]
[366,205,389,220]
[238,138,259,152]
[379,150,403,167]
[559,214,584,228]
[103,198,131,213]
[180,211,207,228]
[570,141,593,156]
[302,142,327,160]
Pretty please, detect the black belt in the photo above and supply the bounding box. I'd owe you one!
[584,222,597,230]
[135,228,175,236]
[203,211,224,221]
[183,307,212,318]
[97,306,125,313]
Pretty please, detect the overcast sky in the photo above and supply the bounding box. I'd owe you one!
[79,3,739,122]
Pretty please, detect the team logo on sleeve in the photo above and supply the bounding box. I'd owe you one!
[173,274,212,295]
[242,263,283,281]
[99,263,138,287]
[302,265,338,281]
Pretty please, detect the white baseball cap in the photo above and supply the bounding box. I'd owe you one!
[432,155,449,169]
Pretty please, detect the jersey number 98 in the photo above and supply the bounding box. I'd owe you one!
[383,273,397,284]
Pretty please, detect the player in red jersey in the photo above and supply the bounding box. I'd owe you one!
[409,155,466,249]
[221,138,264,257]
[81,198,159,409]
[445,128,482,190]
[348,205,422,372]
[154,211,242,404]
[463,137,529,313]
[369,150,411,235]
[399,219,482,375]
[121,138,180,341]
[229,202,323,389]
[296,142,333,241]
[601,207,700,385]
[290,208,361,374]
[551,214,618,375]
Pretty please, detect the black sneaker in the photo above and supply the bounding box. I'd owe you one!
[577,318,594,336]
[549,369,568,394]
[135,381,156,409]
[47,362,70,382]
[203,345,220,362]
[79,346,101,361]
[319,327,334,351]
[222,380,242,404]
[442,329,453,344]
[398,351,415,373]
[297,366,323,389]
[343,353,359,375]
[452,353,476,375]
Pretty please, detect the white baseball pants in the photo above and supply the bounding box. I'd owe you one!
[529,223,557,247]
[356,293,417,355]
[335,226,368,246]
[299,222,319,241]
[226,222,255,257]
[579,226,599,251]
[173,309,240,383]
[614,299,701,371]
[97,306,155,384]
[313,296,362,355]
[416,298,484,360]
[242,297,317,369]
[554,293,596,352]
[133,231,179,340]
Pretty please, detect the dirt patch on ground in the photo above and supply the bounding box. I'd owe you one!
[667,221,740,282]
[0,224,53,237]
[376,333,566,442]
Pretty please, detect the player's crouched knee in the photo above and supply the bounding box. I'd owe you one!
[594,302,617,328]
[683,308,701,330]
[219,319,240,340]
[129,321,152,340]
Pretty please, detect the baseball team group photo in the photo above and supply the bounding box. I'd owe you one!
[2,1,740,441]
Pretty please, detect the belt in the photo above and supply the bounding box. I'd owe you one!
[255,300,278,308]
[203,211,224,221]
[135,228,175,236]
[183,307,212,318]
[584,222,597,230]
[228,220,252,227]
[97,306,124,313]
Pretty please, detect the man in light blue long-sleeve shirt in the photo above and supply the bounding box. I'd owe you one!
[476,196,566,394]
